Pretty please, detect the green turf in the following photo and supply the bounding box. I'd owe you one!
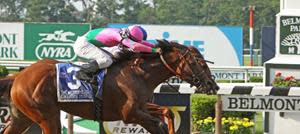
[75,119,100,132]
[255,112,263,134]
[243,55,262,66]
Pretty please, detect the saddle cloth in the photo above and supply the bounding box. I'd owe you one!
[56,63,106,102]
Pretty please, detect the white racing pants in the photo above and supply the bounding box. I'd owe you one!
[73,36,122,69]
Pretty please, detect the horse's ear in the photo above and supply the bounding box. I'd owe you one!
[156,39,169,45]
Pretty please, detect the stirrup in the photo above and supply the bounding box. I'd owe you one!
[75,70,93,81]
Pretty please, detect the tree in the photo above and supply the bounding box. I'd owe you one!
[92,0,121,27]
[195,0,279,49]
[0,0,25,21]
[0,0,280,49]
[24,0,80,22]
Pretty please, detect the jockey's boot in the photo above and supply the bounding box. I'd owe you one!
[76,60,99,81]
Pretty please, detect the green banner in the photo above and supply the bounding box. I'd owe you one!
[280,16,300,55]
[24,23,90,61]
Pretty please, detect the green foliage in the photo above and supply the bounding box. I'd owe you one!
[192,94,217,121]
[0,66,9,78]
[272,73,300,87]
[191,94,255,131]
[0,0,25,21]
[249,76,263,82]
[0,0,280,40]
[24,0,81,22]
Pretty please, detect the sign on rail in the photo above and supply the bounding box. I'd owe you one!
[218,86,300,112]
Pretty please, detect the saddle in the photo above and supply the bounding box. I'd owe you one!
[56,63,105,121]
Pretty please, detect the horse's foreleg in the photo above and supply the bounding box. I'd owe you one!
[128,110,169,134]
[146,103,175,134]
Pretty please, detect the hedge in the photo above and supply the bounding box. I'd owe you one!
[191,94,255,131]
[0,65,8,78]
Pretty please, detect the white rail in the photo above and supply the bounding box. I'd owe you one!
[0,60,35,67]
[0,60,264,82]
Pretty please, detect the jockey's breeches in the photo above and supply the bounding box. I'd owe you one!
[73,36,113,69]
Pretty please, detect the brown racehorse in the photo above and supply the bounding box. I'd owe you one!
[2,40,219,134]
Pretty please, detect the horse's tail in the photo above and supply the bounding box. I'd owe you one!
[0,73,18,98]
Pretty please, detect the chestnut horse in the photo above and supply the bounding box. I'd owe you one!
[2,40,218,134]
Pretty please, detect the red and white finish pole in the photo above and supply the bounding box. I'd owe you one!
[249,6,254,66]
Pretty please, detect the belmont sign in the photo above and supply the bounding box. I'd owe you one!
[222,95,300,112]
[166,70,263,83]
[24,23,90,61]
[0,23,24,60]
[280,16,300,55]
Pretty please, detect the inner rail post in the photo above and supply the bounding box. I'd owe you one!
[215,95,222,134]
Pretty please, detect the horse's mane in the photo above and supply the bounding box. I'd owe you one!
[154,39,187,52]
[114,39,187,64]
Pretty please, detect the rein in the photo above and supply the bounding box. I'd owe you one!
[159,47,211,87]
[159,49,191,92]
[159,49,189,78]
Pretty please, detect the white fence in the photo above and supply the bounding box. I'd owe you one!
[0,60,264,82]
[0,60,35,69]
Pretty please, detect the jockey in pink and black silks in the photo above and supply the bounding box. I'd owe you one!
[73,25,160,81]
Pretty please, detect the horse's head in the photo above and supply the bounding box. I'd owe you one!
[157,39,219,94]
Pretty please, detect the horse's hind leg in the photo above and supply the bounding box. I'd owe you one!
[11,75,61,134]
[3,104,34,134]
[38,111,61,134]
[146,103,175,134]
[12,95,61,134]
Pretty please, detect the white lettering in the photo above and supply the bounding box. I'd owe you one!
[282,18,300,26]
[66,67,81,90]
[288,47,295,54]
[40,47,72,58]
[290,25,300,32]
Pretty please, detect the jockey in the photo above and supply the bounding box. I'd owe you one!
[73,25,160,80]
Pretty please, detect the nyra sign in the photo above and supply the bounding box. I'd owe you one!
[24,23,90,61]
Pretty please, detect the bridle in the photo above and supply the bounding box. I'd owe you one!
[159,49,189,78]
[159,47,209,86]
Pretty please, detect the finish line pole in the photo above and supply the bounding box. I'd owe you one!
[249,5,255,66]
[68,114,74,134]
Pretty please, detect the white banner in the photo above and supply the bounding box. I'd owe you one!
[143,25,242,66]
[0,23,24,60]
[107,24,243,66]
